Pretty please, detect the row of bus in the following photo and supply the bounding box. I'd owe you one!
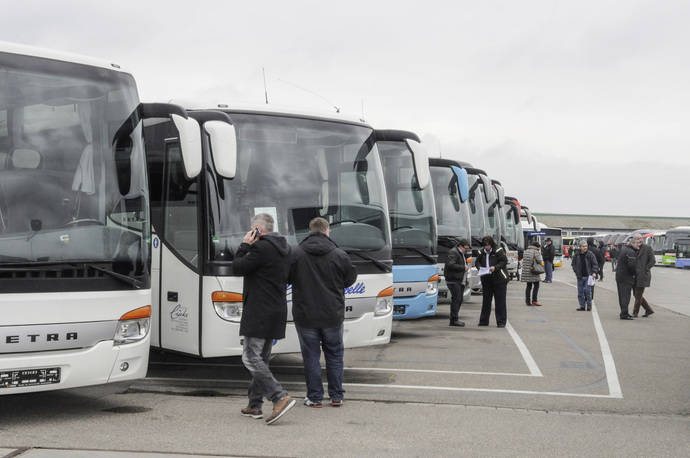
[0,42,549,394]
[568,228,690,268]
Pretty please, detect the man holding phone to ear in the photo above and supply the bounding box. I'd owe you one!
[233,213,295,425]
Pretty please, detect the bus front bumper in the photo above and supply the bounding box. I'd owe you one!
[393,292,438,320]
[0,336,150,395]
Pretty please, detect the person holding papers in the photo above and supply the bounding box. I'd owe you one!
[475,236,509,328]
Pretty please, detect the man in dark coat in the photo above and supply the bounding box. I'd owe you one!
[445,238,471,327]
[571,241,599,311]
[475,236,509,327]
[615,241,638,320]
[233,213,295,424]
[289,217,357,407]
[541,238,555,283]
[632,234,655,317]
[587,237,605,292]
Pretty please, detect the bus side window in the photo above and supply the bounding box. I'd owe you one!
[163,141,199,268]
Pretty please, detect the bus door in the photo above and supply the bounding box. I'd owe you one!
[149,136,201,355]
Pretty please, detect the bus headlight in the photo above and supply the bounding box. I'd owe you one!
[212,291,243,322]
[114,305,151,345]
[375,286,394,316]
[426,274,439,296]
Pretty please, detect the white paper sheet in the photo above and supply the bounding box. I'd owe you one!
[478,266,491,276]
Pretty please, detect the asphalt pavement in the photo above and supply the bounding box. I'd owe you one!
[1,263,688,457]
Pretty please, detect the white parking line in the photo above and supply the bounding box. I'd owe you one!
[506,321,543,377]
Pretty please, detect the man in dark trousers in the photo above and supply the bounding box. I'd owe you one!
[632,234,655,317]
[571,241,599,311]
[541,238,555,283]
[445,238,470,327]
[475,236,509,327]
[289,217,357,408]
[615,241,638,320]
[233,213,296,425]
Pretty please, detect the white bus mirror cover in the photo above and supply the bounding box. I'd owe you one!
[405,139,430,190]
[204,121,237,179]
[171,114,202,178]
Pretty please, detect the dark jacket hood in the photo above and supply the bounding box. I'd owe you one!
[299,232,338,256]
[262,233,290,256]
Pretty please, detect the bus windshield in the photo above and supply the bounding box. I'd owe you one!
[205,113,390,261]
[380,141,436,255]
[0,52,149,282]
[430,165,470,240]
[504,205,522,249]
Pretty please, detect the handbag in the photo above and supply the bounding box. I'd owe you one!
[531,254,545,274]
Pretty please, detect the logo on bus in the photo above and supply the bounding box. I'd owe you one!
[170,304,189,321]
[153,237,159,249]
[344,282,366,295]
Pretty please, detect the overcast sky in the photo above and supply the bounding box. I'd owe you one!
[2,0,688,217]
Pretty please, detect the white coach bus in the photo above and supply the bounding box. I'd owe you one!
[144,104,400,357]
[0,42,200,393]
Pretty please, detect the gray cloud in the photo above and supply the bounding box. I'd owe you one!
[1,0,688,216]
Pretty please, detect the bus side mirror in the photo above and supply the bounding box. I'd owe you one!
[405,139,430,190]
[170,114,202,179]
[204,121,237,179]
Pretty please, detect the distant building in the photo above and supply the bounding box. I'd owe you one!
[533,213,690,236]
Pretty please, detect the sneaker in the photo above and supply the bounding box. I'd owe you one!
[265,396,296,425]
[241,407,263,419]
[303,397,322,408]
[330,399,343,407]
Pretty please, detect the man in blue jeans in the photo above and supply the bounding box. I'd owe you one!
[289,217,357,407]
[571,240,599,311]
[542,238,555,283]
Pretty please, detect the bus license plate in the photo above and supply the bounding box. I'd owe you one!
[0,367,61,389]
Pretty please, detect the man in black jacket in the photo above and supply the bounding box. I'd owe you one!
[571,241,599,311]
[587,237,604,293]
[541,238,555,283]
[475,236,510,327]
[616,241,638,320]
[445,239,470,327]
[233,213,296,424]
[289,217,357,408]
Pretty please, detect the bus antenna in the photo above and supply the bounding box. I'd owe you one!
[262,67,269,105]
[276,77,340,113]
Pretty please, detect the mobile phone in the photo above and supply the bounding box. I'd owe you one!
[253,227,261,239]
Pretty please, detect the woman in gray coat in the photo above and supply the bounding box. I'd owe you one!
[521,242,544,306]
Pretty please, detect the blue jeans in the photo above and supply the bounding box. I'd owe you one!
[296,324,345,402]
[544,260,554,282]
[577,276,592,307]
[242,337,288,409]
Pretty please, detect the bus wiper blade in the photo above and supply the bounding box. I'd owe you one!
[395,246,437,264]
[88,264,144,289]
[344,249,392,273]
[437,235,459,248]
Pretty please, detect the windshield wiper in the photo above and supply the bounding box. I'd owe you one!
[394,246,437,264]
[0,260,143,289]
[344,249,392,273]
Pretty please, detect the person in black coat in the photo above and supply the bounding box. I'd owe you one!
[445,238,471,327]
[541,239,555,283]
[233,213,295,423]
[571,241,599,311]
[632,234,655,317]
[475,236,510,327]
[615,241,638,320]
[587,237,605,290]
[289,217,357,407]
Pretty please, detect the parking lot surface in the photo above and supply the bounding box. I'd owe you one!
[2,263,689,457]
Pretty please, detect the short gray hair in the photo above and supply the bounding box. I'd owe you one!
[252,213,274,233]
[634,234,644,241]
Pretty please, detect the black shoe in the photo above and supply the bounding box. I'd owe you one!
[620,315,634,320]
[576,307,586,311]
[643,310,654,317]
[449,321,465,327]
[586,306,591,311]
[497,323,506,328]
[478,322,489,326]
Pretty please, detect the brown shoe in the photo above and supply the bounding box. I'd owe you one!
[265,395,296,425]
[531,301,542,306]
[241,407,263,419]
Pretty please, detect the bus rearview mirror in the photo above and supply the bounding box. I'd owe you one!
[171,114,202,179]
[405,139,430,190]
[204,121,237,179]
